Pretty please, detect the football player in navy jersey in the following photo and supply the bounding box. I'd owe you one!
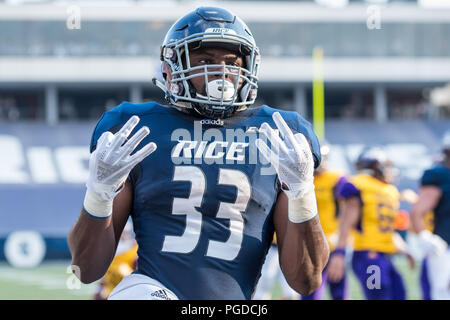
[411,131,450,299]
[68,7,329,300]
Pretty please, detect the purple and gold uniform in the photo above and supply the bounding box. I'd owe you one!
[95,245,138,300]
[302,170,347,300]
[314,171,346,250]
[419,211,434,300]
[350,174,399,254]
[423,211,434,232]
[339,173,406,300]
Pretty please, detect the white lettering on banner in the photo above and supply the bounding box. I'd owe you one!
[54,147,90,183]
[0,135,29,183]
[0,134,89,184]
[0,133,436,185]
[27,147,58,183]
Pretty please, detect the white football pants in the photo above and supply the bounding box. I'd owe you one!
[426,248,450,300]
[108,273,179,300]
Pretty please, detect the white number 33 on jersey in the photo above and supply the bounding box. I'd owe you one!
[161,166,251,261]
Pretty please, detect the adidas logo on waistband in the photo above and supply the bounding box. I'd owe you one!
[150,289,170,300]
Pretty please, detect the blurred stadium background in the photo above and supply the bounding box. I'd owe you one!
[0,0,449,299]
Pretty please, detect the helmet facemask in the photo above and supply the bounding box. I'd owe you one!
[158,30,260,119]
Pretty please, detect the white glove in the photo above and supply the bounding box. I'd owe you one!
[418,230,448,257]
[255,112,317,223]
[84,115,157,218]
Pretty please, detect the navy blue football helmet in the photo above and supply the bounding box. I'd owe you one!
[154,7,261,119]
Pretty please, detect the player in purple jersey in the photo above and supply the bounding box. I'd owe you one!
[411,131,450,299]
[329,148,413,300]
[67,7,329,300]
[301,142,349,300]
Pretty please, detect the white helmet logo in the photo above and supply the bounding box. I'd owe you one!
[204,28,237,35]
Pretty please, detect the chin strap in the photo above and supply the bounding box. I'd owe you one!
[152,78,167,94]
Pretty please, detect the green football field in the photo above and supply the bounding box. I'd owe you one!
[0,255,421,300]
[0,261,98,300]
[266,254,422,300]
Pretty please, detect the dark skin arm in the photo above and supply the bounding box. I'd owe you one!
[67,180,133,284]
[411,186,441,233]
[327,196,360,283]
[273,191,330,296]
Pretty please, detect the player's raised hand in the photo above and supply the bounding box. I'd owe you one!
[255,112,315,200]
[84,115,157,218]
[255,112,317,223]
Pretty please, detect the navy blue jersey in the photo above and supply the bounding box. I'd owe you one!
[421,165,450,244]
[90,101,321,299]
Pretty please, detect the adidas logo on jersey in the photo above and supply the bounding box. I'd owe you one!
[200,119,224,126]
[150,289,171,300]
